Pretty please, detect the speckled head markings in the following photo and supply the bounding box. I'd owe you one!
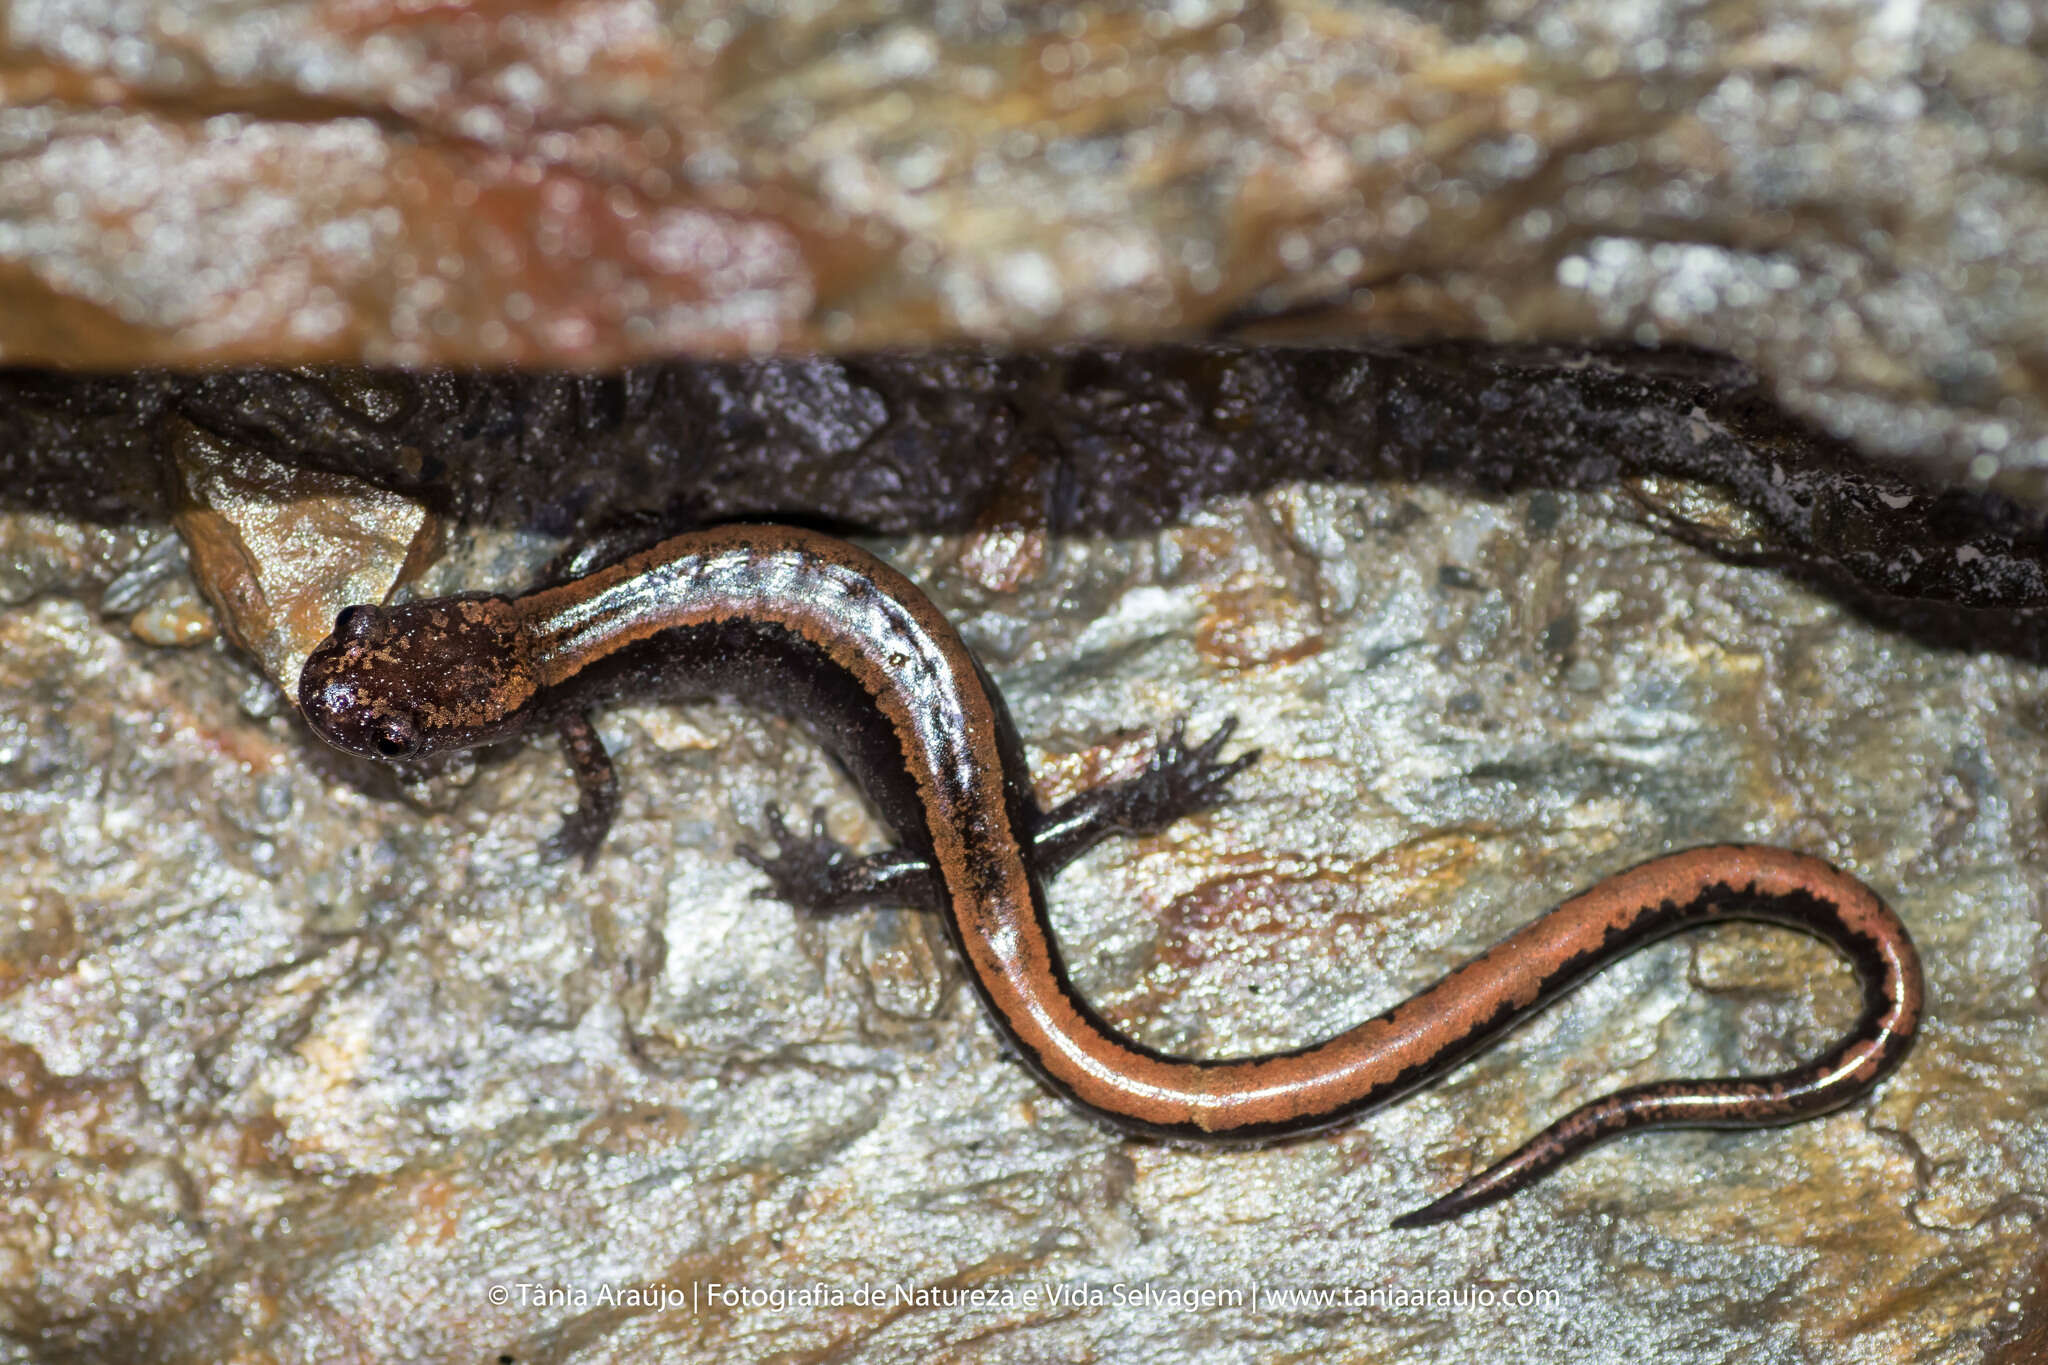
[297,523,1925,1226]
[299,595,540,760]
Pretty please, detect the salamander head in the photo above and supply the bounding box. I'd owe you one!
[298,596,540,760]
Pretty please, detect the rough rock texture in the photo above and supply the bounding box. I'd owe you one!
[2,430,2044,1360]
[167,419,441,682]
[2,0,2045,1349]
[7,349,2048,672]
[0,0,2044,499]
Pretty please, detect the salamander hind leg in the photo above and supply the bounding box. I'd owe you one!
[1027,717,1258,876]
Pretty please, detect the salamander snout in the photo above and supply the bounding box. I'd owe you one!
[298,608,426,760]
[303,679,422,760]
[296,594,537,762]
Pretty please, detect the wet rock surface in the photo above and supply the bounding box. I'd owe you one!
[0,0,2043,497]
[7,348,2048,668]
[0,392,2043,1359]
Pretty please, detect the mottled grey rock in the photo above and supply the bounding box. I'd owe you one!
[0,478,2034,1363]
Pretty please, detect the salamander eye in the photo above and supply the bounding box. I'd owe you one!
[371,714,419,759]
[335,605,378,641]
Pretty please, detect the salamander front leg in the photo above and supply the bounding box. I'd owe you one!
[739,719,1257,915]
[542,710,619,869]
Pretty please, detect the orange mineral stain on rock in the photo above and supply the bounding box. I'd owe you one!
[1194,587,1325,670]
[1154,830,1482,976]
[405,1175,464,1245]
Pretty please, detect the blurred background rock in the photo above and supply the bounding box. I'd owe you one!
[0,0,2041,497]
